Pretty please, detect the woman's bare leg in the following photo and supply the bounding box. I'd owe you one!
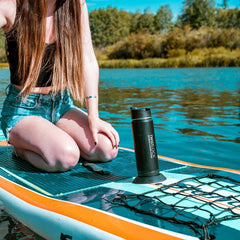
[56,108,118,162]
[8,109,118,172]
[9,116,80,172]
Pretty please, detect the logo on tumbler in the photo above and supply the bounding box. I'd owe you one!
[148,134,156,159]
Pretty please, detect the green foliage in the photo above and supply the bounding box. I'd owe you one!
[0,30,5,48]
[89,6,174,48]
[222,0,228,9]
[107,33,162,59]
[180,0,216,29]
[89,5,240,49]
[155,5,173,33]
[168,49,186,58]
[130,12,142,33]
[215,8,240,28]
[105,27,240,60]
[136,8,155,33]
[89,7,131,47]
[0,30,7,63]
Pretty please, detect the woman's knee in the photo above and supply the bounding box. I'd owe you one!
[99,144,118,162]
[88,136,118,163]
[98,147,118,163]
[51,142,80,172]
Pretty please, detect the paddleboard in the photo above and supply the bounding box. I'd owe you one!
[0,133,240,240]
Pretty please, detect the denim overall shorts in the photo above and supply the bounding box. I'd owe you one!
[1,84,77,142]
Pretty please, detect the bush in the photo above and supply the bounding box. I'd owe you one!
[168,49,186,58]
[107,32,163,59]
[0,48,7,63]
[106,27,240,60]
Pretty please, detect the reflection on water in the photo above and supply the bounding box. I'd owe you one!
[100,84,239,134]
[0,67,239,239]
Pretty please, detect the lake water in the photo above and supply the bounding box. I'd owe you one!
[0,67,240,239]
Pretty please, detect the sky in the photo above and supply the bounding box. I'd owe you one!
[87,0,240,20]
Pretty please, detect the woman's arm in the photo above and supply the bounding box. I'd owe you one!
[0,0,15,31]
[80,1,119,147]
[81,0,99,119]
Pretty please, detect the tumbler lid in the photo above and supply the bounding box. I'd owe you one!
[130,107,152,120]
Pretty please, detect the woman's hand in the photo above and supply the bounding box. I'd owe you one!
[88,116,120,148]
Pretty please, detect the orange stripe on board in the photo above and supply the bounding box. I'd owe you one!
[0,140,8,146]
[0,176,185,240]
[119,147,240,175]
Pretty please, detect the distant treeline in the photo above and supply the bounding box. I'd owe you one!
[105,27,240,59]
[0,0,240,68]
[89,0,240,48]
[90,0,240,67]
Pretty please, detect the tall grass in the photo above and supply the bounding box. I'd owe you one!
[0,63,8,68]
[98,48,240,68]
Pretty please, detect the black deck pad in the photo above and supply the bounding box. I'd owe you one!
[0,147,180,196]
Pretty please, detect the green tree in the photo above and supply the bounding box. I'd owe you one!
[136,8,155,33]
[222,0,228,9]
[216,8,240,28]
[130,11,142,33]
[89,7,131,47]
[180,0,216,29]
[154,5,173,33]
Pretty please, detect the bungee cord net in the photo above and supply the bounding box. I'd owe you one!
[107,174,240,240]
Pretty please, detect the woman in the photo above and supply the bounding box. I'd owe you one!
[0,0,119,172]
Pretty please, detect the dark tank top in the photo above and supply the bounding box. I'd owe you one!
[6,35,55,87]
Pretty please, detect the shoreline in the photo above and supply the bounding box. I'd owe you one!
[98,55,240,68]
[0,63,8,69]
[1,56,240,69]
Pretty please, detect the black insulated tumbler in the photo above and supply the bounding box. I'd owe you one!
[131,107,166,184]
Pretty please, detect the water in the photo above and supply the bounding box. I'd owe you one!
[0,67,239,239]
[98,68,240,169]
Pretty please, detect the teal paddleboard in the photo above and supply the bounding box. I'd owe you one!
[0,139,240,240]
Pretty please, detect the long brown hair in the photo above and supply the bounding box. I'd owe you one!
[15,0,85,104]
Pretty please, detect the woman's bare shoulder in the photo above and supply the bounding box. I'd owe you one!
[0,0,16,32]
